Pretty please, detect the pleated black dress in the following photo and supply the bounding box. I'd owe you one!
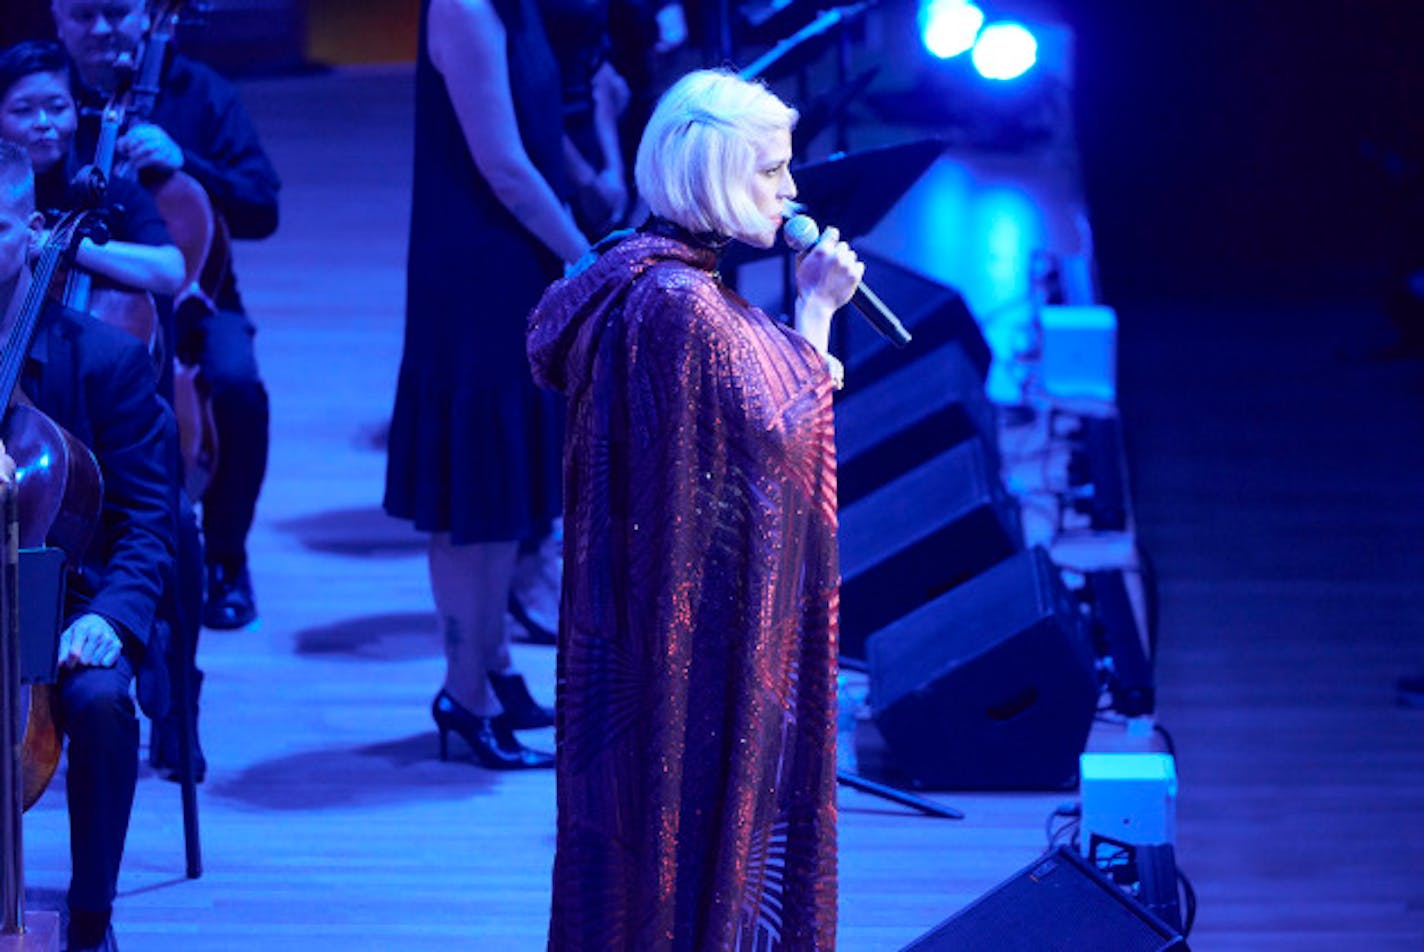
[385,0,566,543]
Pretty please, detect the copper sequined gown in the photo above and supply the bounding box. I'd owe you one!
[529,225,840,951]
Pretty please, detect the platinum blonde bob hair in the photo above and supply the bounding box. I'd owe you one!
[635,70,798,238]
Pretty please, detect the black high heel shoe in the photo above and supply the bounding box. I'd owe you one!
[507,592,557,644]
[489,670,556,729]
[431,690,554,770]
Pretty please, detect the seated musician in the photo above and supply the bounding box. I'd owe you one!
[2,39,203,787]
[0,140,176,952]
[0,40,183,298]
[53,0,280,632]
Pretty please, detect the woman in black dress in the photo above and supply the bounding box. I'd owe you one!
[385,0,588,769]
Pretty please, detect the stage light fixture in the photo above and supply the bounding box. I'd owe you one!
[971,21,1039,80]
[919,0,985,60]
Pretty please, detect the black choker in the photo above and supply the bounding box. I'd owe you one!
[639,216,731,253]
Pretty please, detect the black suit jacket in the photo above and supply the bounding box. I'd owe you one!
[20,303,178,711]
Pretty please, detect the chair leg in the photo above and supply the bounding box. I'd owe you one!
[172,490,204,878]
[173,650,202,879]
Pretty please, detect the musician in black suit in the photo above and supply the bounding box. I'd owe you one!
[52,0,280,631]
[0,37,208,788]
[0,140,176,952]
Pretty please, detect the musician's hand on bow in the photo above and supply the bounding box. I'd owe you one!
[58,614,123,670]
[119,122,184,174]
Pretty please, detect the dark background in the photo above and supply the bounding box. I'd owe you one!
[1069,0,1424,308]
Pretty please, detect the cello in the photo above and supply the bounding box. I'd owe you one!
[127,0,233,315]
[60,59,165,364]
[2,206,106,809]
[122,0,223,501]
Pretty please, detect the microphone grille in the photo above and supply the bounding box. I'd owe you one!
[783,214,820,252]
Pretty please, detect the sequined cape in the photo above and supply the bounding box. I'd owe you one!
[529,231,840,950]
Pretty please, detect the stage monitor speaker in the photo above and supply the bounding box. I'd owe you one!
[867,546,1096,790]
[903,846,1188,951]
[836,341,997,506]
[842,252,991,387]
[839,438,1021,659]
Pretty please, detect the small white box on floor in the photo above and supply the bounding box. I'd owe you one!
[1080,752,1177,846]
[1041,305,1117,401]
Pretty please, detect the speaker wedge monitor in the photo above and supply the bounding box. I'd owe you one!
[901,846,1188,951]
[866,546,1097,791]
[836,341,998,507]
[838,437,1022,660]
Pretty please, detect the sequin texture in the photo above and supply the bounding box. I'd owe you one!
[530,232,839,950]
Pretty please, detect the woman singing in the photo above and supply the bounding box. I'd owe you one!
[529,70,861,950]
[385,0,589,769]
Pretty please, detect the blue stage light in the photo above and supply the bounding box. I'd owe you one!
[971,21,1038,80]
[919,0,985,60]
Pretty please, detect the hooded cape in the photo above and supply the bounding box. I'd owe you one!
[529,231,840,950]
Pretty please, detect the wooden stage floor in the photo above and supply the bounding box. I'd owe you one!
[17,66,1424,950]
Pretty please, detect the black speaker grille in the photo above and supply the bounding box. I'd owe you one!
[866,547,1099,789]
[839,439,1022,658]
[836,342,998,506]
[904,848,1186,951]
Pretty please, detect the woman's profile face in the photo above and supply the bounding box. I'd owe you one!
[730,125,795,249]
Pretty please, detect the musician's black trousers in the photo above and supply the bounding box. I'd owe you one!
[59,655,139,922]
[197,308,269,571]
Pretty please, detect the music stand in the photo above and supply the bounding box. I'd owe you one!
[788,137,944,239]
[793,65,881,152]
[726,138,944,272]
[726,138,945,346]
[738,0,877,82]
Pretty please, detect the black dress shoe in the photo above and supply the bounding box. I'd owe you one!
[68,910,118,952]
[489,670,555,729]
[431,690,554,770]
[204,562,256,629]
[509,541,560,644]
[70,924,118,952]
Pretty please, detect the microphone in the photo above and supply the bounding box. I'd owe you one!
[783,214,912,348]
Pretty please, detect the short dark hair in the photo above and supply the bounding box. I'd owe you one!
[0,41,72,103]
[0,140,36,216]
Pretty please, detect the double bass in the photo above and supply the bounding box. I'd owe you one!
[3,207,106,809]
